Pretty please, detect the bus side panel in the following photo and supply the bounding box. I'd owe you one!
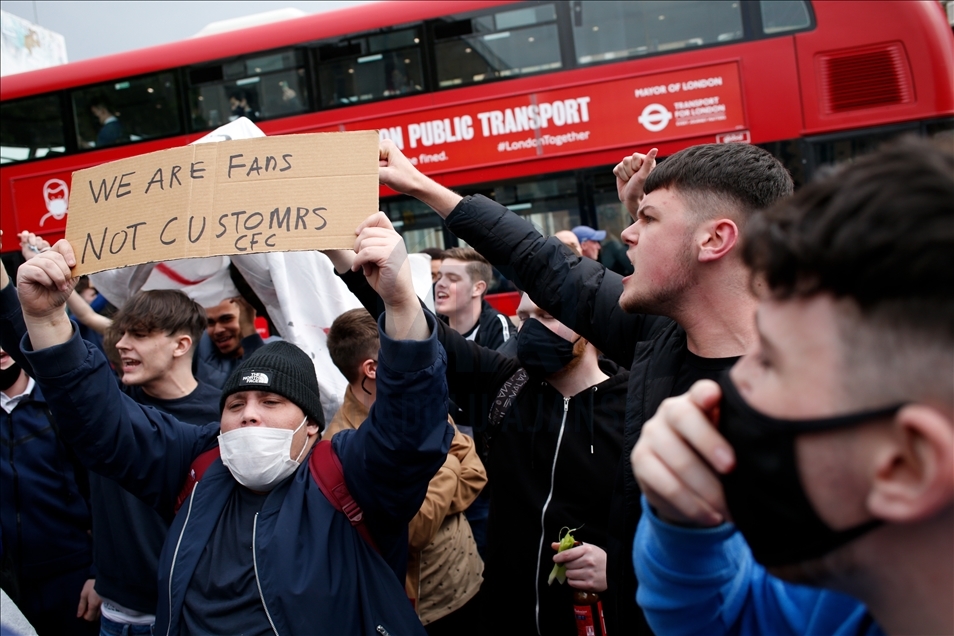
[797,0,954,135]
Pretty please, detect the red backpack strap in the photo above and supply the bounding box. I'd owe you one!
[309,440,378,553]
[175,447,221,514]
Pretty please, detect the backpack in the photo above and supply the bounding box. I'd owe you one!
[175,439,377,552]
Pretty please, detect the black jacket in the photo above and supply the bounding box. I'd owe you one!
[444,194,696,635]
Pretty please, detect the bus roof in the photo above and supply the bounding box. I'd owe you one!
[0,0,513,101]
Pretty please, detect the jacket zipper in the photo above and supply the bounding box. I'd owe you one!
[534,395,570,636]
[167,481,198,636]
[253,512,280,636]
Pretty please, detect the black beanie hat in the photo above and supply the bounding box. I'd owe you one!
[220,341,325,432]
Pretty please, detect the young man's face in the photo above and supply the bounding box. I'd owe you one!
[115,328,188,387]
[220,391,318,460]
[434,259,479,315]
[516,293,579,343]
[429,258,442,284]
[730,294,883,577]
[206,299,243,356]
[619,188,696,315]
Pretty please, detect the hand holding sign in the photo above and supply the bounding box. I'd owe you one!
[353,212,427,341]
[16,240,78,351]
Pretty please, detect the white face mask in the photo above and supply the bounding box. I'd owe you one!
[219,416,308,491]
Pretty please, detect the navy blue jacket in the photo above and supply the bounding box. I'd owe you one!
[22,312,452,635]
[0,382,93,583]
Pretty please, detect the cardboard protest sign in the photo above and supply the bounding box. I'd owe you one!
[65,130,379,275]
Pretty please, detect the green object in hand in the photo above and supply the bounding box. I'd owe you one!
[548,526,579,585]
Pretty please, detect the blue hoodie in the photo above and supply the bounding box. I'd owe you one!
[632,498,883,636]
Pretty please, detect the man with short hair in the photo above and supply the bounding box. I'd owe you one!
[12,212,451,635]
[378,139,794,634]
[629,138,953,636]
[571,225,605,261]
[434,247,514,351]
[197,295,265,388]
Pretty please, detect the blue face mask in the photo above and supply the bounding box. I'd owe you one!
[716,371,899,567]
[516,318,579,377]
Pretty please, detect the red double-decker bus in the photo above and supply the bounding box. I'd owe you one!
[2,0,952,260]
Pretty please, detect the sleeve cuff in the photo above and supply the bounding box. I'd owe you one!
[377,311,439,374]
[641,495,739,561]
[21,323,88,380]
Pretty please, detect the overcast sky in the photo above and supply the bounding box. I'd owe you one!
[1,1,372,62]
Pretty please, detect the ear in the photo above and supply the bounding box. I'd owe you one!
[362,358,377,380]
[697,218,740,263]
[472,279,487,298]
[305,418,321,438]
[172,334,193,358]
[866,405,954,523]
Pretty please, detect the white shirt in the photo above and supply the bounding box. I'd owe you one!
[1,376,35,414]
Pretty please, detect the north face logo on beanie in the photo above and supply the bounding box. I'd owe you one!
[241,372,270,385]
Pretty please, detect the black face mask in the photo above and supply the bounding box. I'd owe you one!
[0,362,23,393]
[716,371,900,567]
[517,318,578,377]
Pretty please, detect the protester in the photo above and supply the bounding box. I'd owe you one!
[11,212,452,635]
[434,247,515,351]
[94,291,220,635]
[199,295,266,385]
[571,225,605,261]
[0,264,98,636]
[630,138,953,636]
[327,243,630,635]
[377,138,794,634]
[324,307,486,634]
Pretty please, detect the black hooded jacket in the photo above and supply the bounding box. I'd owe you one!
[442,194,700,635]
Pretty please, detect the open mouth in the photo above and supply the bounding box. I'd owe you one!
[435,291,449,302]
[121,358,142,372]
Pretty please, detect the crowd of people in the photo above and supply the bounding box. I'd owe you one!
[0,133,950,636]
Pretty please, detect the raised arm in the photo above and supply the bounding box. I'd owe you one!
[333,213,453,557]
[15,241,217,518]
[377,140,664,367]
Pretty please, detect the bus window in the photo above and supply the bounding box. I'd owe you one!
[0,94,65,164]
[433,4,561,88]
[572,1,743,65]
[760,1,812,34]
[71,72,180,149]
[316,28,424,107]
[384,196,446,253]
[188,49,308,130]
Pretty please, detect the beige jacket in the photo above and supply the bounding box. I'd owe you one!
[325,385,486,624]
